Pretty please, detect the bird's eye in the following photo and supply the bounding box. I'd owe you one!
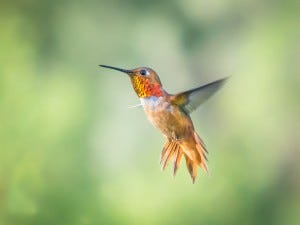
[140,69,147,76]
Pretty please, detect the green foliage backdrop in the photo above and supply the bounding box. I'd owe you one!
[0,0,299,224]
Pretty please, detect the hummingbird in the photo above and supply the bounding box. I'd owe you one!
[100,65,228,183]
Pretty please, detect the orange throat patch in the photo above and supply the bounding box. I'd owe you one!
[131,76,163,98]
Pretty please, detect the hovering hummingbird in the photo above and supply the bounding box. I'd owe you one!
[100,65,228,183]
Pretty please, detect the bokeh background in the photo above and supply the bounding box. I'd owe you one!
[1,0,299,224]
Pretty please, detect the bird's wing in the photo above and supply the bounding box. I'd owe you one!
[171,77,228,114]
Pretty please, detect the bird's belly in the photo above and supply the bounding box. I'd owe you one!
[141,97,192,139]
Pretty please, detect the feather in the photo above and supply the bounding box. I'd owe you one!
[173,149,183,176]
[160,139,172,164]
[160,131,208,182]
[161,141,179,170]
[184,154,198,183]
[128,103,142,108]
[172,77,229,114]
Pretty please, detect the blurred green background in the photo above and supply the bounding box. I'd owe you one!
[1,0,299,224]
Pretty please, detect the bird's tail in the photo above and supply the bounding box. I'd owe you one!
[160,132,208,183]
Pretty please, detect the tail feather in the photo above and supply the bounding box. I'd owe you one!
[160,140,181,171]
[184,154,198,183]
[194,132,209,174]
[160,140,171,164]
[173,149,183,176]
[161,142,179,170]
[160,131,208,183]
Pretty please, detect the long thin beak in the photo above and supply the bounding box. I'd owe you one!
[99,65,132,74]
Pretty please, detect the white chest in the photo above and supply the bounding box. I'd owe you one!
[140,96,173,112]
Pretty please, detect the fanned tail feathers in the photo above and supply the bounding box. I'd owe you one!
[160,132,208,183]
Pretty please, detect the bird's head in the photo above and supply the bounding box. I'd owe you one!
[100,65,164,98]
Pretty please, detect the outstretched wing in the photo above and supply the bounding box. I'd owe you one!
[171,77,229,114]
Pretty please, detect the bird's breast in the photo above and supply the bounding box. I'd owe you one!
[140,96,193,139]
[140,96,173,112]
